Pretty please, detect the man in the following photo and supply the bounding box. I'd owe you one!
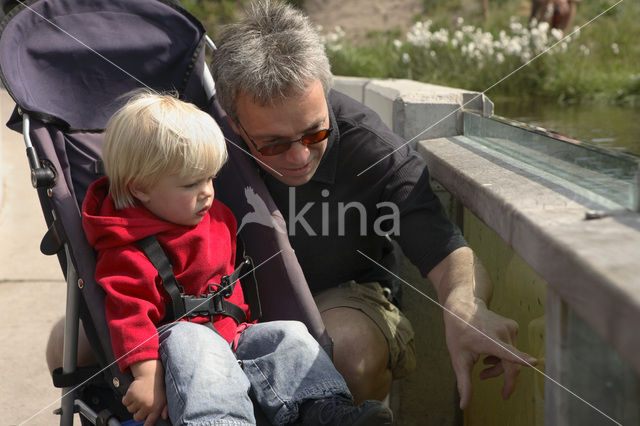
[211,0,536,408]
[531,0,580,32]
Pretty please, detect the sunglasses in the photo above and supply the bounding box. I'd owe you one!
[237,120,332,156]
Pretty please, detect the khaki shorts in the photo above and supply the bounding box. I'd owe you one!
[314,281,416,379]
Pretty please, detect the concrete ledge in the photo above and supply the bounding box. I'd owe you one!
[333,76,493,145]
[332,75,369,103]
[418,135,640,374]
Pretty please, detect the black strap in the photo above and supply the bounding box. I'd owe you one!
[182,295,247,324]
[138,235,186,320]
[40,219,65,255]
[51,366,100,388]
[138,235,249,324]
[236,236,262,320]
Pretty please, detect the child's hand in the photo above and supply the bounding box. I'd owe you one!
[123,359,169,425]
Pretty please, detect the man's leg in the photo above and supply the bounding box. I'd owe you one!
[315,282,417,404]
[321,307,392,404]
[46,316,96,373]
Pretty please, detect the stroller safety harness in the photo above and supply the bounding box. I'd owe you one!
[138,235,256,325]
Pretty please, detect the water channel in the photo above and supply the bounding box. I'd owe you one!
[493,97,640,157]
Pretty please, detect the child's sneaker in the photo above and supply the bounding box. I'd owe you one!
[301,397,393,425]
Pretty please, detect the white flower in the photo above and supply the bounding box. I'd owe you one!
[434,28,450,44]
[611,43,619,55]
[430,50,436,58]
[393,39,402,50]
[456,17,464,27]
[401,52,411,63]
[468,42,476,55]
[509,21,523,34]
[504,38,522,56]
[550,28,563,41]
[579,44,590,56]
[406,21,433,48]
[496,53,505,63]
[537,21,550,33]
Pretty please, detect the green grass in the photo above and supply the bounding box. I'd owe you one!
[181,0,639,105]
[324,0,640,105]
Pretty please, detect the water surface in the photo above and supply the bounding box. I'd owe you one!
[493,98,640,156]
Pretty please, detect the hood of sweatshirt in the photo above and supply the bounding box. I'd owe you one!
[82,177,177,251]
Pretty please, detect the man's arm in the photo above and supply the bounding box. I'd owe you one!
[427,246,538,409]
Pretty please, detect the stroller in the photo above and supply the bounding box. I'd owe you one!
[0,0,332,424]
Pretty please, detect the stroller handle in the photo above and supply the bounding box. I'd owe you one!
[22,113,56,188]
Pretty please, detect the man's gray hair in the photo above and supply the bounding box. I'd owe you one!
[210,0,333,120]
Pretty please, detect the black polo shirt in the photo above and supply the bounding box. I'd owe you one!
[261,90,467,294]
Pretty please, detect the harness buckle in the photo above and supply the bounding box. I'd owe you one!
[220,275,233,298]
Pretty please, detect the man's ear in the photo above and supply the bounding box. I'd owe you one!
[128,182,150,203]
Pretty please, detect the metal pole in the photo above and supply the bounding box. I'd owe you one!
[203,35,216,99]
[60,244,80,426]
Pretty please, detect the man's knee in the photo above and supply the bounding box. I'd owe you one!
[321,307,392,401]
[46,317,65,373]
[46,316,96,373]
[323,308,389,371]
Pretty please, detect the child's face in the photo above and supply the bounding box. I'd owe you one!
[134,173,215,226]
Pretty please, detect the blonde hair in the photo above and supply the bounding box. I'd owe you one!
[103,90,227,209]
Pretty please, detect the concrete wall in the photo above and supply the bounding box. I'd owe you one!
[333,76,493,146]
[333,76,640,426]
[463,210,546,426]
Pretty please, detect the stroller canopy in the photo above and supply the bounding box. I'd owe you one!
[0,0,206,130]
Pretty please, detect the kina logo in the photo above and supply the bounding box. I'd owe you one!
[237,186,287,235]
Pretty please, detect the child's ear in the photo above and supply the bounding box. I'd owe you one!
[128,182,150,203]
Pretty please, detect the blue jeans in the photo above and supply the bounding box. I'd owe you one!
[158,320,351,425]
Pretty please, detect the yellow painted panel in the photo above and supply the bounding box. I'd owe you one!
[463,209,547,426]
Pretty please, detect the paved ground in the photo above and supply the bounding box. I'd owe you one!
[0,88,70,425]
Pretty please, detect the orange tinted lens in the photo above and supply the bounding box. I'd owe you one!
[261,142,293,156]
[260,128,331,156]
[301,129,331,146]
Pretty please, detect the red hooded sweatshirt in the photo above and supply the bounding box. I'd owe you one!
[82,177,250,372]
